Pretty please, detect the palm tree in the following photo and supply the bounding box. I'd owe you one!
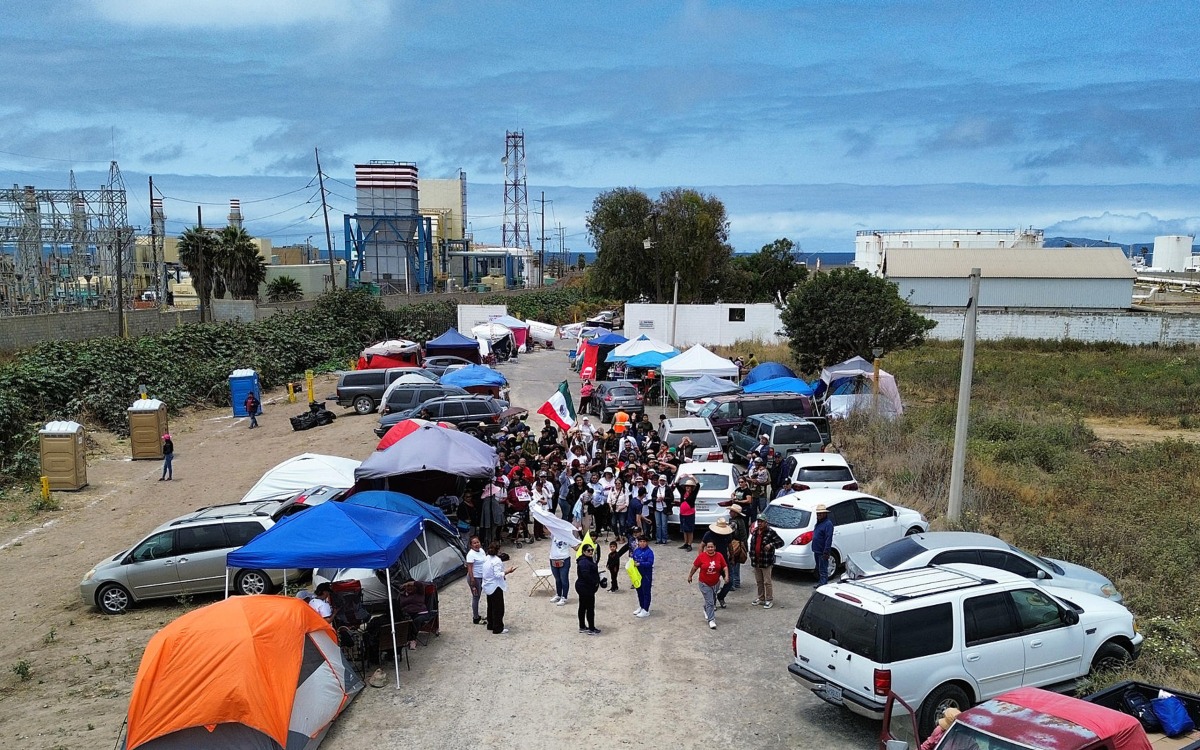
[266,275,303,302]
[218,226,267,299]
[177,227,218,317]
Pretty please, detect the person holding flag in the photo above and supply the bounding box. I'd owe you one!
[538,381,577,434]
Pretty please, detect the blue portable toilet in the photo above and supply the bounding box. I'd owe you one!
[229,369,261,417]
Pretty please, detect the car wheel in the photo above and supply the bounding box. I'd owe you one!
[826,548,842,576]
[235,569,273,596]
[598,408,607,423]
[96,583,132,615]
[463,426,482,438]
[918,683,971,740]
[1091,642,1131,673]
[353,395,375,415]
[905,526,924,536]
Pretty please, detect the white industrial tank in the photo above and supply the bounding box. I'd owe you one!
[1153,235,1194,272]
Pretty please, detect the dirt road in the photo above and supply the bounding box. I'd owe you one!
[0,349,876,749]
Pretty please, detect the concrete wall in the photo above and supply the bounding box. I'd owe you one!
[623,303,783,347]
[919,307,1200,344]
[0,308,201,351]
[897,277,1134,309]
[458,304,508,332]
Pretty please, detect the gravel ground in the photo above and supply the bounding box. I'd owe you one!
[0,347,877,749]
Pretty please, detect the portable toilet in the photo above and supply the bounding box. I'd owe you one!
[229,369,261,417]
[127,399,168,459]
[39,421,87,490]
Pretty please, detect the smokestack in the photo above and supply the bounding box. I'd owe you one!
[228,199,242,228]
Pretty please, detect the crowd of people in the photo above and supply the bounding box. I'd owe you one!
[445,409,814,636]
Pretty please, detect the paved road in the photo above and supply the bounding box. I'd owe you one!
[323,348,879,750]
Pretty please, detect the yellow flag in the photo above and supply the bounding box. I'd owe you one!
[575,531,595,559]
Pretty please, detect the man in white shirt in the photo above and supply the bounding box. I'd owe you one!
[309,582,333,622]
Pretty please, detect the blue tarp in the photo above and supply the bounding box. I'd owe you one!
[424,328,478,351]
[344,491,454,533]
[227,501,423,570]
[591,332,628,347]
[439,364,507,388]
[489,314,528,330]
[742,362,796,385]
[625,350,675,369]
[743,376,817,396]
[671,374,742,399]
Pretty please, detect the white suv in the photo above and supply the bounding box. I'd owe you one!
[789,564,1142,738]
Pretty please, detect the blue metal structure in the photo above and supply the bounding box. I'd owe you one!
[344,214,435,293]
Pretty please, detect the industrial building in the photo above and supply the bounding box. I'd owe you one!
[886,247,1136,310]
[856,228,1044,276]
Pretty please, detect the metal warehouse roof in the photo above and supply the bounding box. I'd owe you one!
[884,248,1137,280]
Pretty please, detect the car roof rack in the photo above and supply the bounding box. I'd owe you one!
[842,565,995,602]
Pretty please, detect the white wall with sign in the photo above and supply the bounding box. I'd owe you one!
[622,303,784,347]
[458,304,507,332]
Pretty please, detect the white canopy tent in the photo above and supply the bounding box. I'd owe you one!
[238,453,361,504]
[607,334,677,362]
[659,344,739,379]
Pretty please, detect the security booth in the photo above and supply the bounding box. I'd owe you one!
[229,369,262,417]
[127,399,168,459]
[39,421,87,490]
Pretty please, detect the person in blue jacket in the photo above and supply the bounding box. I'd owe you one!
[631,535,655,617]
[811,504,834,587]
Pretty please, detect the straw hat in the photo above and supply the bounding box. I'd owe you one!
[710,518,733,535]
[730,504,743,514]
[937,708,961,732]
[815,504,829,514]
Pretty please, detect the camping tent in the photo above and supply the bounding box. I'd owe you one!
[356,339,421,370]
[488,314,529,350]
[743,376,816,396]
[439,364,507,389]
[742,361,796,385]
[606,334,677,362]
[239,453,361,504]
[524,319,559,346]
[818,356,903,419]
[671,374,743,400]
[424,328,482,363]
[124,596,362,750]
[227,501,424,689]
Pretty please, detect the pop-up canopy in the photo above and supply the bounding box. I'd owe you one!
[424,329,482,363]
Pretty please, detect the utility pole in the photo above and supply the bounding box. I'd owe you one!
[670,270,681,348]
[947,268,981,524]
[114,231,125,337]
[197,205,206,324]
[538,191,546,287]
[315,148,337,289]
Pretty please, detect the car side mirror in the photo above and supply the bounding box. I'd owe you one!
[1036,569,1048,579]
[1062,609,1079,625]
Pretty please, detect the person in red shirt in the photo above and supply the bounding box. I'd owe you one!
[507,457,534,485]
[687,541,728,630]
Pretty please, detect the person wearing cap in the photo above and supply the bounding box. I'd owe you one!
[575,543,602,635]
[812,503,834,587]
[919,708,961,750]
[726,503,749,591]
[687,540,728,629]
[701,518,735,609]
[749,458,773,514]
[779,479,805,499]
[751,434,771,464]
[650,474,673,544]
[159,433,174,481]
[748,516,785,608]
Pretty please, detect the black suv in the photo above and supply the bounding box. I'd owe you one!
[332,367,437,415]
[376,395,526,438]
[380,383,469,416]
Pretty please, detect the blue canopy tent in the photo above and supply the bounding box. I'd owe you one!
[742,362,796,386]
[341,490,467,589]
[625,350,675,369]
[439,364,508,389]
[743,376,817,396]
[423,328,481,363]
[226,501,424,688]
[344,490,454,534]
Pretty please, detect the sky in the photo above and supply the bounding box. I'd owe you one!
[1,0,1198,257]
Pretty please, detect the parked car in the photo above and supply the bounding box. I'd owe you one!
[668,462,745,527]
[590,380,645,422]
[660,417,725,462]
[696,393,815,439]
[790,563,1143,738]
[381,394,524,438]
[844,531,1123,602]
[763,488,928,574]
[333,367,436,415]
[422,355,478,377]
[777,452,858,491]
[728,413,824,463]
[80,501,300,615]
[379,383,469,416]
[271,485,347,519]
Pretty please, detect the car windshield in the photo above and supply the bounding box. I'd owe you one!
[685,473,730,491]
[697,401,720,418]
[666,430,718,449]
[762,504,811,530]
[938,724,1037,750]
[796,466,853,483]
[773,423,822,444]
[1014,545,1065,575]
[870,536,927,569]
[609,387,637,398]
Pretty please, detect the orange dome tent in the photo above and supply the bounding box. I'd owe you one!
[125,595,362,750]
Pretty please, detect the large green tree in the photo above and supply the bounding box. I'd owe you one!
[586,187,733,302]
[727,238,809,303]
[780,268,936,373]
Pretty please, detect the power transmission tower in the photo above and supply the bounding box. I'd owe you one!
[502,131,529,251]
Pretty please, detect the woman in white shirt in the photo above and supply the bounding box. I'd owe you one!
[548,533,578,606]
[609,478,630,539]
[464,536,488,626]
[481,542,516,634]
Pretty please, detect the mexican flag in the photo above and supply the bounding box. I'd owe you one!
[537,381,576,431]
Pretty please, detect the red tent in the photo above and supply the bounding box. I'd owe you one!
[356,340,421,370]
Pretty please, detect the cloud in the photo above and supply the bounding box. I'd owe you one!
[89,0,390,29]
[923,117,1016,151]
[1045,211,1200,239]
[141,143,185,164]
[840,129,875,158]
[1019,137,1151,169]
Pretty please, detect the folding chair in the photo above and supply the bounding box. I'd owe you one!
[411,581,440,647]
[376,617,412,672]
[524,552,554,597]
